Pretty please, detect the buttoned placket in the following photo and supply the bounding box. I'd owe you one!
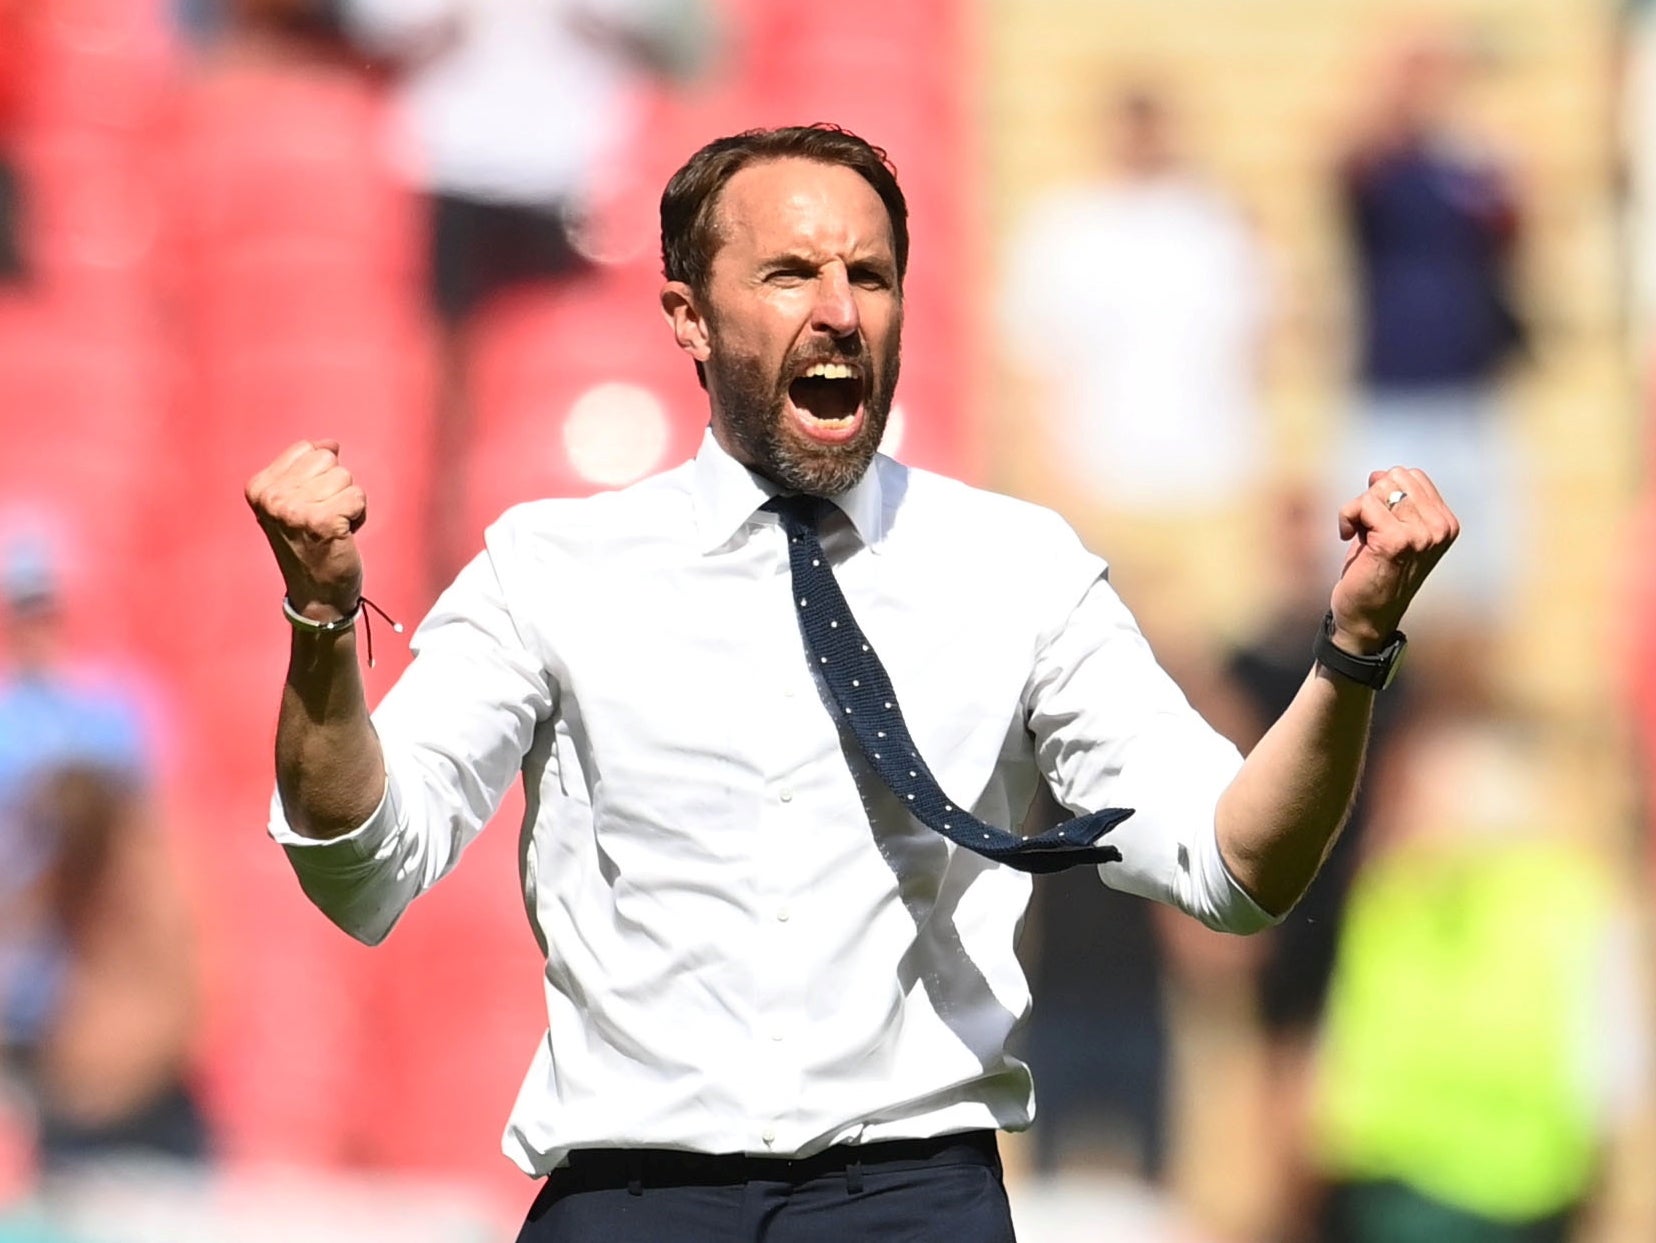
[747,510,821,1149]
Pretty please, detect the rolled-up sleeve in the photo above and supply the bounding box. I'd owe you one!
[269,519,556,945]
[1025,575,1277,934]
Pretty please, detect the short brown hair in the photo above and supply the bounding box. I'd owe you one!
[660,124,910,295]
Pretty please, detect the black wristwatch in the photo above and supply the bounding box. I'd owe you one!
[1311,610,1406,690]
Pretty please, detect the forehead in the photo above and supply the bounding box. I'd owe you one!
[712,157,895,265]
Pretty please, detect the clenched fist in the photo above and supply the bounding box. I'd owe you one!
[1331,465,1459,652]
[246,439,367,620]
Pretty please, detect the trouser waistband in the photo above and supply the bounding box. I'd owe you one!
[556,1129,1000,1195]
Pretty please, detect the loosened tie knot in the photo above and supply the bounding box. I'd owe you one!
[760,493,835,532]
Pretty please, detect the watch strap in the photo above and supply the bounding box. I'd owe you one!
[1312,610,1406,689]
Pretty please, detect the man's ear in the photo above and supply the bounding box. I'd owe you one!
[660,281,711,363]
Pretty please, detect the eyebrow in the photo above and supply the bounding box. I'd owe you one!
[755,249,897,276]
[755,251,821,272]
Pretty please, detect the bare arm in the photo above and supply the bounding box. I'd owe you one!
[276,624,384,838]
[246,439,385,839]
[1217,466,1457,916]
[1217,665,1375,915]
[42,798,200,1127]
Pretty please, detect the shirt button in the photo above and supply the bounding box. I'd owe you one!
[782,686,796,699]
[762,1126,777,1145]
[776,906,791,923]
[779,788,794,803]
[770,1029,785,1042]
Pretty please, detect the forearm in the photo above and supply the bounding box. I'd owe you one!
[1214,463,1457,917]
[276,627,386,839]
[1215,664,1375,917]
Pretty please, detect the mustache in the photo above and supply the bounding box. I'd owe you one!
[782,339,870,377]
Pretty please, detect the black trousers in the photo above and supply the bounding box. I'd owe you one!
[516,1131,1017,1242]
[429,193,589,324]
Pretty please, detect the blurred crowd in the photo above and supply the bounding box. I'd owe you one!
[0,2,1653,1242]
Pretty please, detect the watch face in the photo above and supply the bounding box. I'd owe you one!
[1378,636,1407,689]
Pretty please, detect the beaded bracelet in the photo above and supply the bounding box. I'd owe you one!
[281,596,403,667]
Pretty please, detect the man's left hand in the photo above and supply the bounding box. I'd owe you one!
[1331,466,1460,654]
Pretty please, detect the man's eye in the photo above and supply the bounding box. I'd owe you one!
[852,270,892,289]
[766,268,812,284]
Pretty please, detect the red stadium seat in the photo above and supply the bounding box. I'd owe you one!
[460,265,708,531]
[1,0,982,1189]
[164,63,415,267]
[18,0,176,136]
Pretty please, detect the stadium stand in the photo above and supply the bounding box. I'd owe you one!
[2,0,977,1227]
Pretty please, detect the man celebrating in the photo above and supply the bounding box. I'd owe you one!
[245,125,1456,1242]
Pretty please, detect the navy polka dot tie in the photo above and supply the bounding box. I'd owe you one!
[764,495,1131,874]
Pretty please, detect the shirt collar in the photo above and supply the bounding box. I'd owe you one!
[690,426,887,555]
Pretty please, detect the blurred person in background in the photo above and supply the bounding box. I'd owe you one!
[0,0,29,283]
[0,540,149,866]
[0,543,209,1181]
[1335,28,1527,656]
[178,0,350,46]
[1000,85,1272,657]
[0,541,149,970]
[172,0,222,43]
[1308,708,1650,1243]
[336,0,716,595]
[15,765,208,1180]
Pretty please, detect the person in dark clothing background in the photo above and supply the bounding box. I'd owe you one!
[1016,812,1173,1184]
[0,0,30,283]
[1334,28,1526,643]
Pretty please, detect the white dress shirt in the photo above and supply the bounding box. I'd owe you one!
[342,0,652,205]
[271,430,1272,1176]
[1002,174,1269,510]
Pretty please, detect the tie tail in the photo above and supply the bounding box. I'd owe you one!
[995,806,1135,873]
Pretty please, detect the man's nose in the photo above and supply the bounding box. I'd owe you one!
[809,266,859,339]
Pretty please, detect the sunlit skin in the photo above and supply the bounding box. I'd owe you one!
[661,158,903,497]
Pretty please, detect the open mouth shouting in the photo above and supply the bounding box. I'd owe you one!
[786,360,866,446]
[704,333,895,498]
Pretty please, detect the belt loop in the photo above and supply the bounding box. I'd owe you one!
[845,1155,864,1196]
[627,1151,643,1197]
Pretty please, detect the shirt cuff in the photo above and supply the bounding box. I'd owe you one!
[267,776,398,865]
[1204,823,1282,935]
[1099,717,1282,934]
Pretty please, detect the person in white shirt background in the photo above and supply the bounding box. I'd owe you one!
[243,124,1457,1242]
[338,0,716,595]
[1000,87,1273,660]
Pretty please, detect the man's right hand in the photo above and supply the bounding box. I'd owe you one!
[245,439,367,620]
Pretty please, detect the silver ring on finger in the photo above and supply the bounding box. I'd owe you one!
[1385,489,1408,511]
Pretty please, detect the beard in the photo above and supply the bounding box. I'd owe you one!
[706,333,901,498]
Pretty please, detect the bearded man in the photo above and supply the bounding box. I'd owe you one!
[245,124,1457,1242]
